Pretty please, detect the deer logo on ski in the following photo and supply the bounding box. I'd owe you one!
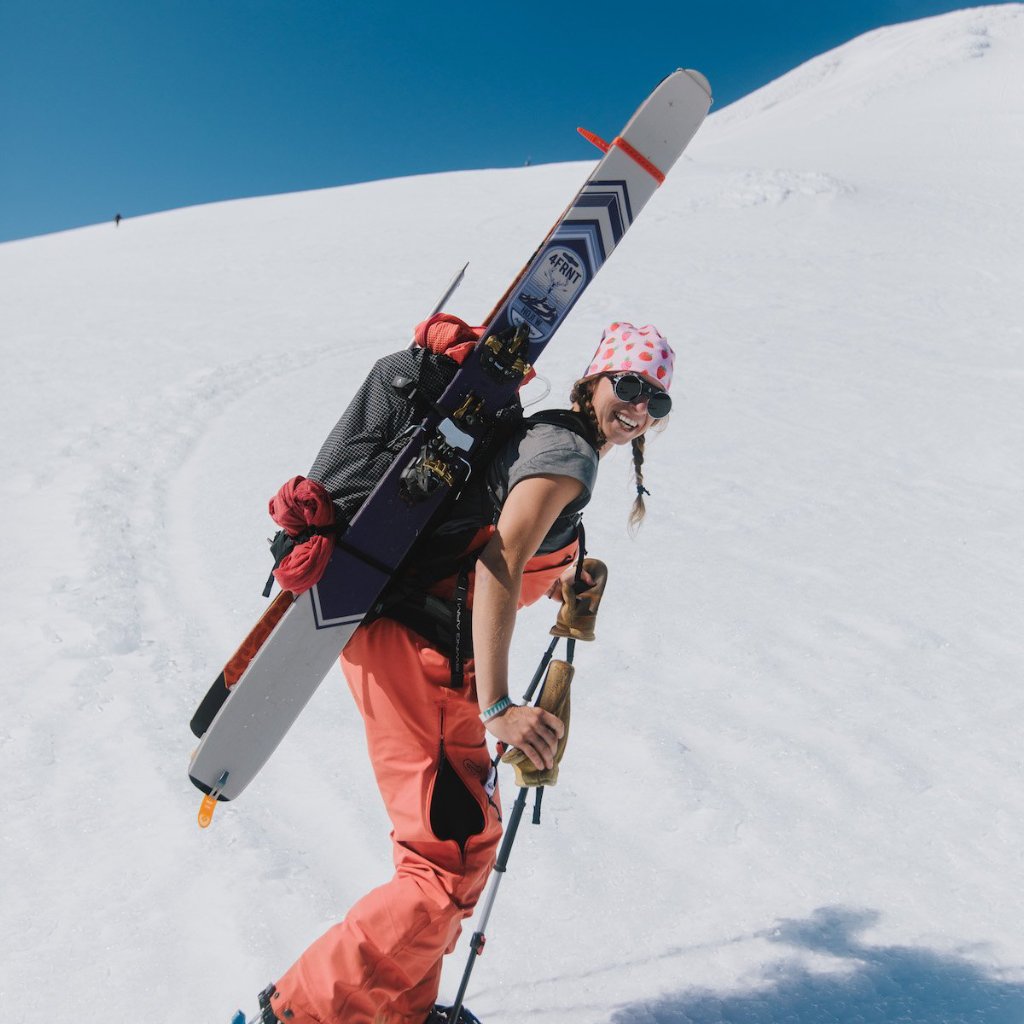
[510,246,587,339]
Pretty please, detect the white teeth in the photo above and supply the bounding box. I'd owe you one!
[615,412,638,430]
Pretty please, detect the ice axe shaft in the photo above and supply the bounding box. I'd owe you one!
[429,261,469,318]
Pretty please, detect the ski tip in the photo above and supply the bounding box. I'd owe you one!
[681,68,713,102]
[231,1012,246,1024]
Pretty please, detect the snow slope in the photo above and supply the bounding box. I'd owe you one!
[2,6,1023,1022]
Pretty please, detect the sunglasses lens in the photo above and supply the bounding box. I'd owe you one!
[612,374,643,402]
[648,392,672,418]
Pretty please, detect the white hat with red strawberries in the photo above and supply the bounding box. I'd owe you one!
[581,322,675,390]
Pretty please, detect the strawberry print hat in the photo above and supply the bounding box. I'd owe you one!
[582,322,674,390]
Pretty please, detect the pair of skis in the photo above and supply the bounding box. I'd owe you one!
[189,68,712,817]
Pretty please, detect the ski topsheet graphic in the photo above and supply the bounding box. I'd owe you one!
[188,69,712,820]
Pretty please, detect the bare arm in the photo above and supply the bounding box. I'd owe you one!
[474,472,583,770]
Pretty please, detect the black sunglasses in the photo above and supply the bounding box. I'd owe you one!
[610,373,672,418]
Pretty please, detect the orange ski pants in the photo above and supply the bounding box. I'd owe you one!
[271,540,577,1024]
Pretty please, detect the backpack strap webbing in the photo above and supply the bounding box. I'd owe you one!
[523,408,600,452]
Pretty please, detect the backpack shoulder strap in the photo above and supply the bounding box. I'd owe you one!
[524,408,600,451]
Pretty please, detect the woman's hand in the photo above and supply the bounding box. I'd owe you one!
[545,562,595,601]
[484,704,564,771]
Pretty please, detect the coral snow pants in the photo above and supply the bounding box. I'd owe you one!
[271,539,577,1024]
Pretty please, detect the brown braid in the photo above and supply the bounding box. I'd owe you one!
[569,378,606,448]
[629,434,648,533]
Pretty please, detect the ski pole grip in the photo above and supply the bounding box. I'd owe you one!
[550,558,608,642]
[501,659,574,788]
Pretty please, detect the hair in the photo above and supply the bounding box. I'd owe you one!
[569,377,606,447]
[628,434,648,533]
[571,376,653,533]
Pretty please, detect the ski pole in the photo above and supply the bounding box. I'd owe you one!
[445,636,573,1024]
[445,778,530,1024]
[522,635,559,703]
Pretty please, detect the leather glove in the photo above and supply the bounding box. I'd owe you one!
[550,558,608,642]
[501,659,573,787]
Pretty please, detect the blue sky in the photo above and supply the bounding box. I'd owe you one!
[0,0,976,243]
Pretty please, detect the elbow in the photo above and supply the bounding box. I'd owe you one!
[477,535,529,589]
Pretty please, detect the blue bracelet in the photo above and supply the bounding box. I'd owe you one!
[480,695,513,722]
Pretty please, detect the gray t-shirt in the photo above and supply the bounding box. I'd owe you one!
[504,421,598,510]
[433,417,599,554]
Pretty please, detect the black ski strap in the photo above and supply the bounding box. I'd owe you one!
[262,525,339,598]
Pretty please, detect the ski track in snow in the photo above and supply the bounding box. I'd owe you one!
[1,342,363,1008]
[3,7,1024,1023]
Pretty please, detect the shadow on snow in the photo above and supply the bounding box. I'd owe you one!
[612,906,1024,1024]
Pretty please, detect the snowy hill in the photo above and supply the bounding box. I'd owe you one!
[2,6,1023,1022]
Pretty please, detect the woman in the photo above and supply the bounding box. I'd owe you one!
[255,321,675,1024]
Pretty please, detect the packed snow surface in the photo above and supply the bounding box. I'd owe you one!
[2,6,1023,1022]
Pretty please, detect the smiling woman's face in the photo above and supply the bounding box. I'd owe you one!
[587,374,665,447]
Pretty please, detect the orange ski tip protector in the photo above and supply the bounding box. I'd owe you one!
[577,126,610,153]
[198,793,218,829]
[577,127,665,184]
[612,136,666,185]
